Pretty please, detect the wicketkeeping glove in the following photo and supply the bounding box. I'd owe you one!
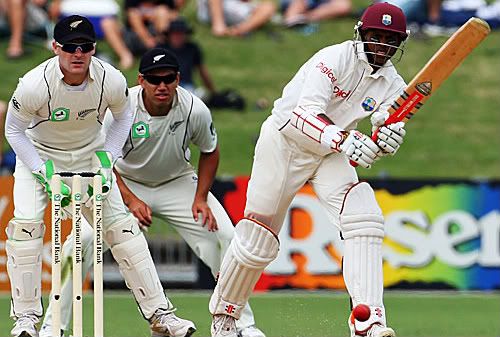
[32,159,71,207]
[82,151,113,207]
[339,130,382,169]
[94,150,113,197]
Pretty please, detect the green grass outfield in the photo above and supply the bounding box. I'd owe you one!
[1,290,499,336]
[1,11,499,179]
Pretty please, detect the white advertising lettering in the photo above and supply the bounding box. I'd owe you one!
[267,201,500,275]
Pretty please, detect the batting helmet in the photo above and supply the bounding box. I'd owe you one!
[357,2,408,39]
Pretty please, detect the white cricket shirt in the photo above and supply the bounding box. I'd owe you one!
[8,56,129,151]
[111,85,217,187]
[272,40,406,131]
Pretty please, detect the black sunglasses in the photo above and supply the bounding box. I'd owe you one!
[143,73,178,85]
[57,42,95,54]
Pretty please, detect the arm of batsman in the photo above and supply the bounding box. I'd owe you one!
[371,110,406,156]
[31,159,72,207]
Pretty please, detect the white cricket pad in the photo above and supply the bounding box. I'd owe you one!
[6,237,44,318]
[104,214,141,246]
[341,183,385,308]
[6,219,45,240]
[110,233,174,319]
[340,182,384,239]
[209,218,279,319]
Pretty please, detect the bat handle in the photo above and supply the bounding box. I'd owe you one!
[349,128,380,167]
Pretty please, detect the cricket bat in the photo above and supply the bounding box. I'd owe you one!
[352,17,491,166]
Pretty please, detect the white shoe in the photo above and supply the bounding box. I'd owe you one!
[367,324,395,337]
[237,325,266,337]
[211,315,238,337]
[11,314,39,337]
[349,320,395,337]
[150,310,196,337]
[39,324,64,337]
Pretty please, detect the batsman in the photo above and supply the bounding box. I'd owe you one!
[4,15,194,337]
[210,3,409,337]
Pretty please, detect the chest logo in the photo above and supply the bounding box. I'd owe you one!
[169,120,184,134]
[362,97,376,111]
[51,107,70,121]
[132,121,150,138]
[77,108,96,120]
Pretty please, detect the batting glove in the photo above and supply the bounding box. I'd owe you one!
[340,130,382,169]
[375,122,406,155]
[32,159,71,207]
[371,110,406,155]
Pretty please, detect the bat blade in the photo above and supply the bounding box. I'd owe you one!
[351,17,490,167]
[384,17,490,125]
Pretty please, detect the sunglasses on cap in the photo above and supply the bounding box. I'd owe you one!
[56,42,95,54]
[142,73,178,85]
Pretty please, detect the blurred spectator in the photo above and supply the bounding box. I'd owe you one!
[281,0,352,27]
[0,100,16,175]
[158,17,216,96]
[435,0,500,29]
[197,0,276,37]
[124,0,180,55]
[384,0,500,36]
[48,0,134,69]
[1,0,49,58]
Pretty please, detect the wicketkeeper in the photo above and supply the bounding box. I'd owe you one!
[4,15,194,337]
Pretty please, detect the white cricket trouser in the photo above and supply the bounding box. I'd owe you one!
[246,115,359,233]
[43,171,258,329]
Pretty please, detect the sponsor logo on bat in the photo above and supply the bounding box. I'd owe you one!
[416,81,432,96]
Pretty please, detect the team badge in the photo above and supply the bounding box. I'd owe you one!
[362,97,376,111]
[153,54,165,63]
[382,14,392,26]
[169,120,184,134]
[51,107,70,121]
[70,20,83,29]
[132,121,150,138]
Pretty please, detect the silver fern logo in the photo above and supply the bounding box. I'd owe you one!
[153,54,165,63]
[70,20,83,29]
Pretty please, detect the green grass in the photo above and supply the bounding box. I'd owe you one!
[1,291,499,336]
[1,7,499,179]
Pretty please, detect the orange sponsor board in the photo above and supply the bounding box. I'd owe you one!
[0,176,89,292]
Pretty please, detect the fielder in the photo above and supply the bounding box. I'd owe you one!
[39,48,266,337]
[209,3,409,337]
[4,16,195,337]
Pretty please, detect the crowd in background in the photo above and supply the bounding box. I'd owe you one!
[0,0,499,175]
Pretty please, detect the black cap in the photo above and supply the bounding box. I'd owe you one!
[54,15,96,44]
[139,48,180,74]
[167,17,193,34]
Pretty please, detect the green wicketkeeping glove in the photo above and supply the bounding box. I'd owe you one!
[32,160,71,207]
[93,150,113,198]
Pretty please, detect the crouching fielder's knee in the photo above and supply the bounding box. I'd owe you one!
[105,215,173,319]
[210,218,279,319]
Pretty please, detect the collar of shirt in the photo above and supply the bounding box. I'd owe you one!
[55,56,97,82]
